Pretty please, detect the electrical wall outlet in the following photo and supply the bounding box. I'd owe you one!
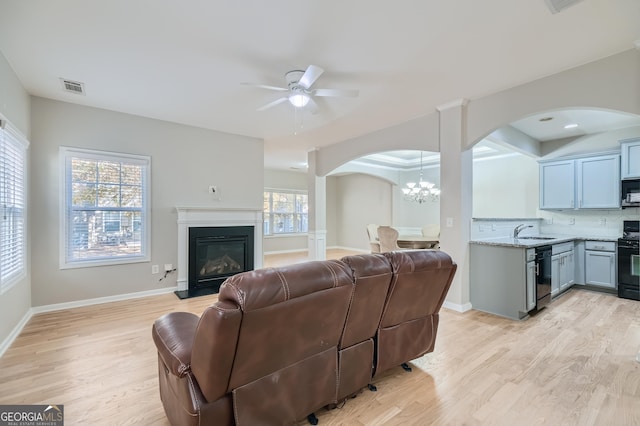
[599,218,606,226]
[545,218,553,225]
[164,263,173,272]
[152,265,159,274]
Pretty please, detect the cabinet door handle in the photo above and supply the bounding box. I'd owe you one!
[536,264,539,276]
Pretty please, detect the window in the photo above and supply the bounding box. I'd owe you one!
[263,189,308,236]
[0,119,28,294]
[60,147,150,268]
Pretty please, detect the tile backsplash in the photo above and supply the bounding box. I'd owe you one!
[472,208,639,239]
[471,218,542,239]
[538,208,639,237]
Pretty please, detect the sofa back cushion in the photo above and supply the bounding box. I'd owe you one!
[374,250,457,375]
[339,253,393,348]
[199,260,354,423]
[382,250,456,327]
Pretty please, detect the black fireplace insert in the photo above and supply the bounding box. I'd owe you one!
[175,225,254,299]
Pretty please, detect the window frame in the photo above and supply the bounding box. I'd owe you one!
[263,188,308,237]
[59,147,151,269]
[0,118,29,294]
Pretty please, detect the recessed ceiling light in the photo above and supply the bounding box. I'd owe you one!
[539,117,553,122]
[564,123,579,129]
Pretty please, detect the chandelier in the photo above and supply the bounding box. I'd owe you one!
[402,152,440,203]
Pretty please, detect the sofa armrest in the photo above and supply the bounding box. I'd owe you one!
[152,311,200,377]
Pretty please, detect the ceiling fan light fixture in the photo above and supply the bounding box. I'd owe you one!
[289,93,310,108]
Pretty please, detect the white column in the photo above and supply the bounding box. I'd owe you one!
[437,99,473,312]
[307,150,327,260]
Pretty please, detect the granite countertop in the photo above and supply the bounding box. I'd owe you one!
[470,235,618,248]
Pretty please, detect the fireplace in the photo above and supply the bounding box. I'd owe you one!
[189,226,254,295]
[175,207,264,299]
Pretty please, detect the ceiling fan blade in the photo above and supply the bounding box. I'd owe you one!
[298,65,324,89]
[257,97,289,111]
[313,88,359,98]
[241,82,288,92]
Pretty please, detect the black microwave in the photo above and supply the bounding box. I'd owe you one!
[622,178,640,208]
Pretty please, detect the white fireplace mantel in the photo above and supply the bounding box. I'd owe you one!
[176,206,264,291]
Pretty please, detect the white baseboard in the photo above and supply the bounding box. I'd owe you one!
[0,286,178,358]
[264,246,369,256]
[442,300,473,313]
[31,286,178,315]
[0,308,33,359]
[263,248,308,255]
[328,245,369,253]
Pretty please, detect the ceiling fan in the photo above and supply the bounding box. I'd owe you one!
[242,65,359,113]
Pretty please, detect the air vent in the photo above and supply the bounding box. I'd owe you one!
[60,79,86,95]
[544,0,583,14]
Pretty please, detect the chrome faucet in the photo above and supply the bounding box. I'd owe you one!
[513,224,533,238]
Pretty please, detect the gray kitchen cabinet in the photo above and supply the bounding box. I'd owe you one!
[540,153,620,210]
[560,249,575,292]
[470,245,534,320]
[576,154,620,209]
[551,254,560,295]
[574,241,585,285]
[539,160,575,209]
[552,242,574,295]
[585,241,616,288]
[621,138,640,179]
[526,249,536,312]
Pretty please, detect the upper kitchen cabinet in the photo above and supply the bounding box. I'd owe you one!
[539,160,575,209]
[620,138,640,179]
[540,153,620,210]
[576,154,620,209]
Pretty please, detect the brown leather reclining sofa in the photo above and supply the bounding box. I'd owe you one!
[152,250,457,425]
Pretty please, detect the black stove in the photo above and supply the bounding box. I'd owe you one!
[618,220,640,300]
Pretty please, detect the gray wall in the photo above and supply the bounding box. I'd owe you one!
[0,51,31,350]
[473,154,539,218]
[334,173,393,251]
[30,97,263,306]
[393,166,441,227]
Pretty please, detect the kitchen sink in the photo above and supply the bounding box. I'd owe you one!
[516,236,556,240]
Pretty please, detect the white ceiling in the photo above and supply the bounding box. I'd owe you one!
[0,1,639,170]
[510,109,640,141]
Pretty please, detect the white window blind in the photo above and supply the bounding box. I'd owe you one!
[0,119,28,294]
[60,147,150,268]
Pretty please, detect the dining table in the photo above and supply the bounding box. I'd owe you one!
[397,235,439,249]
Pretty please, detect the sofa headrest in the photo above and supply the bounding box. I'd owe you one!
[384,249,454,273]
[341,253,391,278]
[218,259,353,311]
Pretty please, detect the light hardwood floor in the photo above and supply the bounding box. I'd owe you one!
[1,250,639,425]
